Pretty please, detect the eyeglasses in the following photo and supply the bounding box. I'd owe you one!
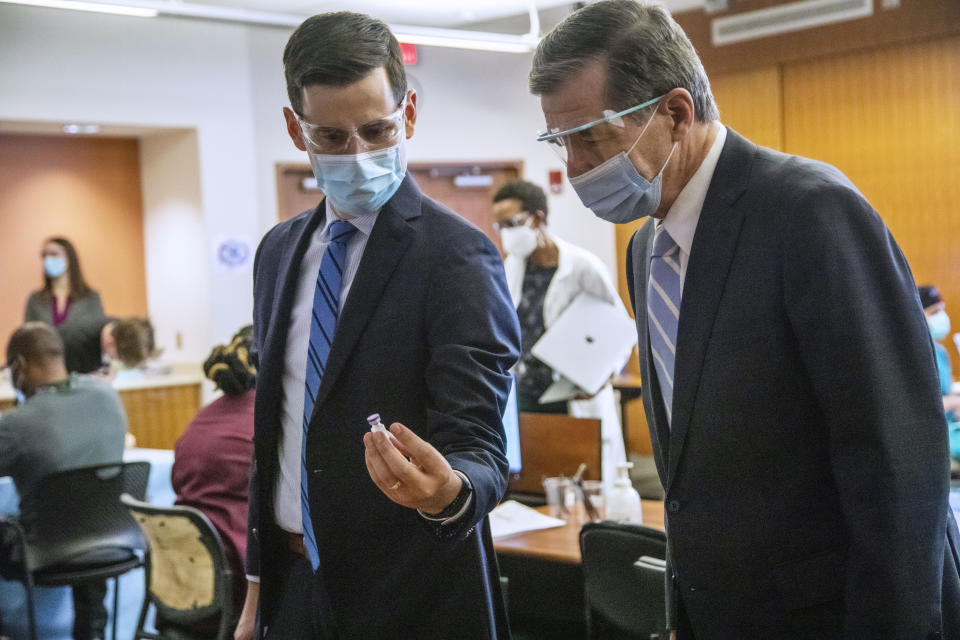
[535,94,664,165]
[296,103,405,155]
[492,212,533,232]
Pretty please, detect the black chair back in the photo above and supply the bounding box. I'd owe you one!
[2,461,151,640]
[22,461,150,572]
[580,520,668,640]
[121,495,238,640]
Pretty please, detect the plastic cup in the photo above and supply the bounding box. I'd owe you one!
[542,477,576,520]
[580,480,606,522]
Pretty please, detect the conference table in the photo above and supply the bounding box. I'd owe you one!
[0,448,175,640]
[493,499,664,639]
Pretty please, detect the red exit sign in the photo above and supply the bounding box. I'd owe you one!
[400,42,418,65]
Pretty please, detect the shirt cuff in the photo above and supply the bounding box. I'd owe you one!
[246,574,261,583]
[418,470,473,526]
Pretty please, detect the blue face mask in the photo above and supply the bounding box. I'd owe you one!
[44,256,67,278]
[569,109,677,224]
[928,310,951,341]
[307,139,407,216]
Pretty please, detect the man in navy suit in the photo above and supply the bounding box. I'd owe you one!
[235,11,520,640]
[530,1,959,638]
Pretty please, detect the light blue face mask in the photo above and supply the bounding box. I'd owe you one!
[928,310,951,341]
[569,108,677,224]
[44,256,67,278]
[307,138,407,216]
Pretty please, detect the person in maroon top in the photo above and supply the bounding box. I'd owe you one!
[171,325,255,628]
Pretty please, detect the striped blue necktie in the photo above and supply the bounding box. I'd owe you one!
[302,219,356,570]
[647,228,681,427]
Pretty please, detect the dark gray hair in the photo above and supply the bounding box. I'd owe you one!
[284,11,407,116]
[529,0,718,123]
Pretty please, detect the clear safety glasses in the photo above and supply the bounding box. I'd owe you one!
[492,211,533,232]
[535,94,664,166]
[297,102,405,155]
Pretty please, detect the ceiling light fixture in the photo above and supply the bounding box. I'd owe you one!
[62,123,101,133]
[1,0,156,17]
[0,0,542,52]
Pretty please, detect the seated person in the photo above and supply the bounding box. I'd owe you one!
[0,322,128,640]
[494,179,629,486]
[58,316,156,374]
[169,325,255,633]
[919,285,960,458]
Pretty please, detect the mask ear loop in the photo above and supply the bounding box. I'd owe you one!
[625,100,678,180]
[625,101,663,156]
[657,143,679,179]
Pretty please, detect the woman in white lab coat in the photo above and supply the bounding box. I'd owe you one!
[494,180,629,487]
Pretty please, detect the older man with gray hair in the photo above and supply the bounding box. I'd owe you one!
[530,1,959,638]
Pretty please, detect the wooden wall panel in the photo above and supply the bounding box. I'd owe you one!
[710,66,784,150]
[120,383,200,450]
[0,134,148,345]
[614,65,784,454]
[674,0,960,77]
[783,36,960,373]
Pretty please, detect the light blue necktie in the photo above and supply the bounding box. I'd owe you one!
[302,219,356,570]
[647,228,681,427]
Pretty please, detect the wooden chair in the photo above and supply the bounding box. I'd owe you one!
[507,412,602,496]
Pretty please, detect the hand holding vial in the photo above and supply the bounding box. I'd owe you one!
[363,413,462,515]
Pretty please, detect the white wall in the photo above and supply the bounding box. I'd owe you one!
[0,5,261,355]
[139,131,209,362]
[0,5,619,360]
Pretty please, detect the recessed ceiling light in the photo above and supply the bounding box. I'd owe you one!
[63,123,100,134]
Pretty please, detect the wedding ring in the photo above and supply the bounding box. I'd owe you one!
[389,480,402,491]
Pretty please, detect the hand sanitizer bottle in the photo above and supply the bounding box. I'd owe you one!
[606,462,643,524]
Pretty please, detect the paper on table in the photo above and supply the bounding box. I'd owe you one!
[489,500,567,539]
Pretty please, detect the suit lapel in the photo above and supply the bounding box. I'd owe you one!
[261,208,326,389]
[666,128,753,482]
[311,177,420,414]
[632,222,671,480]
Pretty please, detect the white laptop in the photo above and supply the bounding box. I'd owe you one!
[531,293,637,399]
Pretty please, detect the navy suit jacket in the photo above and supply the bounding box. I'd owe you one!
[247,176,520,639]
[627,128,960,639]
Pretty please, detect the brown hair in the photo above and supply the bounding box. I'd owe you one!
[111,318,155,368]
[42,237,92,299]
[283,11,407,115]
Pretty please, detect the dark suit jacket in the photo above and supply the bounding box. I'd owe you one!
[247,176,520,639]
[626,128,960,639]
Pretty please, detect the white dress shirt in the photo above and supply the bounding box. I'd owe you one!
[656,123,727,295]
[274,201,378,533]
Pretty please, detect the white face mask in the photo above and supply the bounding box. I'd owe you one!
[500,225,538,258]
[928,310,951,341]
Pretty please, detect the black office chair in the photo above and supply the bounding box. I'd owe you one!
[0,461,150,640]
[121,495,239,640]
[579,520,668,640]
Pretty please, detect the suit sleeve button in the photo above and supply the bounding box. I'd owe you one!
[668,499,681,513]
